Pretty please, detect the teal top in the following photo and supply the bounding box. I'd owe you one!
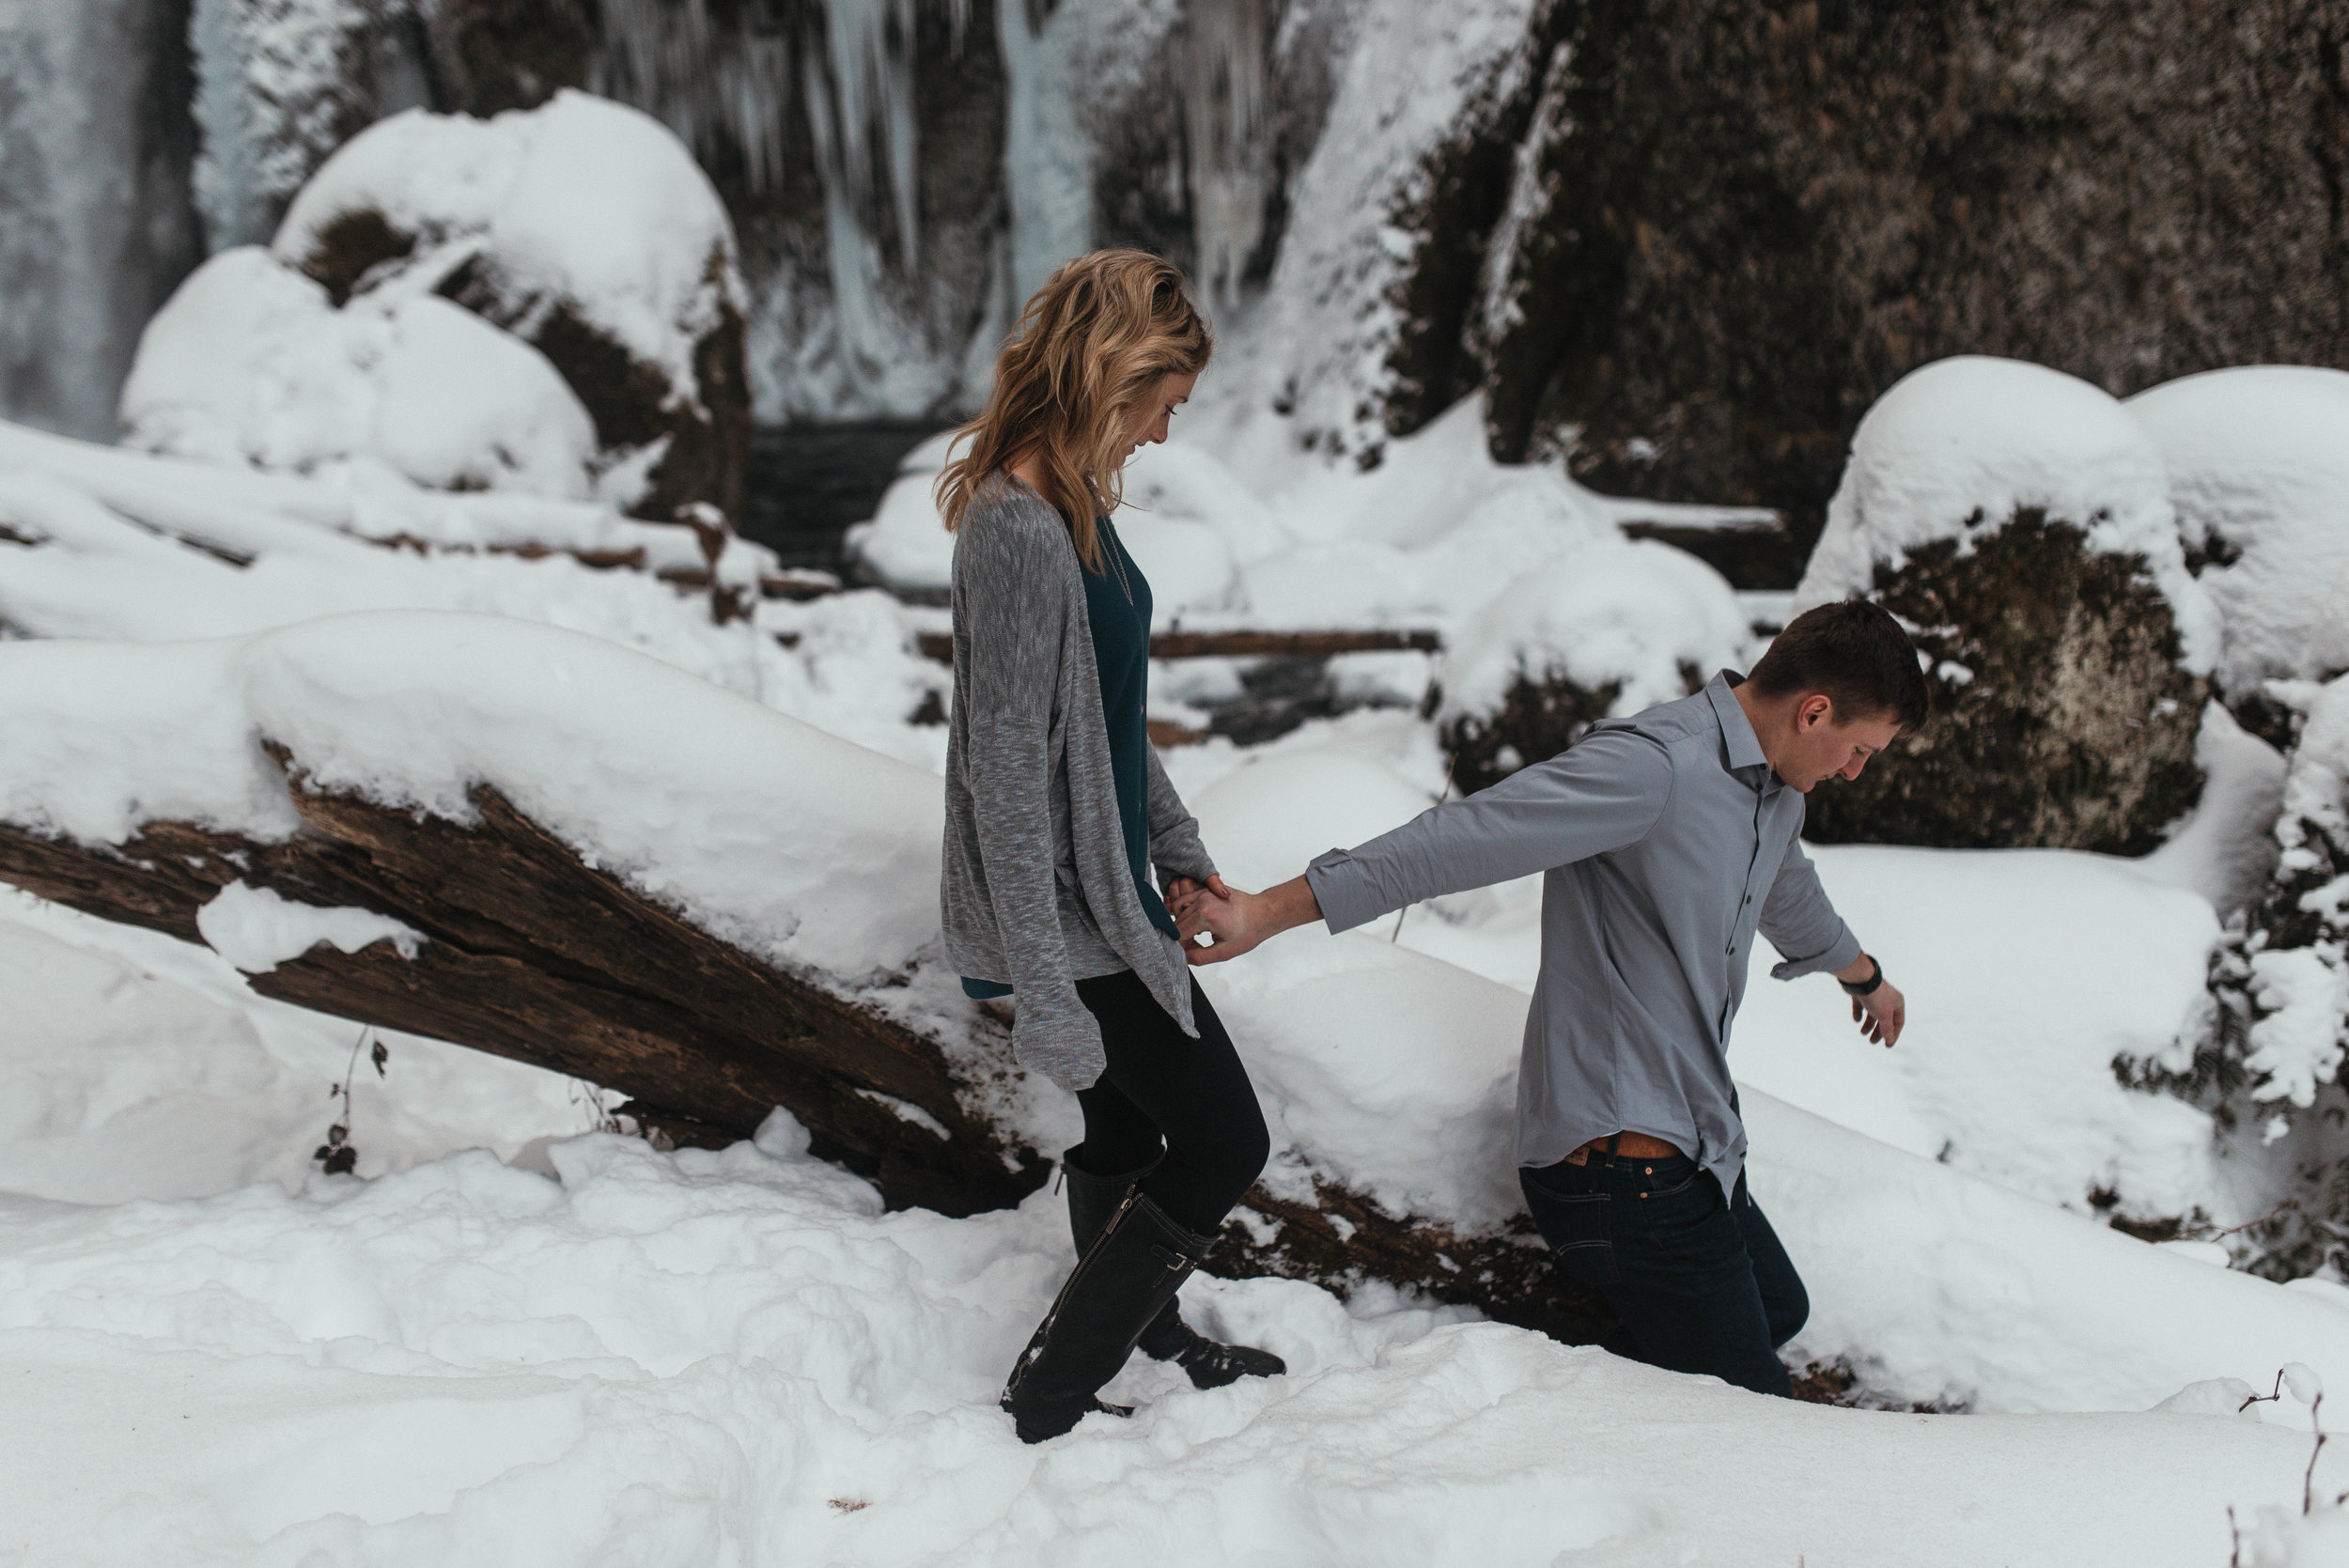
[962,515,1173,1001]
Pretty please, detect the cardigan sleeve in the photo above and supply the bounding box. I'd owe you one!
[1143,742,1217,886]
[954,499,1105,1091]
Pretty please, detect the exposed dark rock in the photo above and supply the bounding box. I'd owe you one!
[1439,674,1625,800]
[415,0,595,116]
[1466,0,2349,567]
[1801,512,2207,854]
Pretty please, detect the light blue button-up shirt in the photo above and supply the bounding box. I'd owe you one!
[1304,671,1863,1202]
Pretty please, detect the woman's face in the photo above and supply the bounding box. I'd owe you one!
[1122,371,1199,458]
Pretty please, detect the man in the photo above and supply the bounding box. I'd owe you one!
[1171,599,1928,1398]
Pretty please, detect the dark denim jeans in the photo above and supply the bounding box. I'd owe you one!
[1520,1150,1808,1398]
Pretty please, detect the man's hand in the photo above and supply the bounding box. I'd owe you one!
[1169,874,1323,965]
[1851,978,1906,1048]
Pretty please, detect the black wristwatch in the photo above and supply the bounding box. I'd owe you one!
[1839,955,1884,997]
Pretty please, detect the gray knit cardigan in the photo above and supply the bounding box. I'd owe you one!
[939,476,1219,1091]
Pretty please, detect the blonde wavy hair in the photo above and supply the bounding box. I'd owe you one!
[936,249,1213,571]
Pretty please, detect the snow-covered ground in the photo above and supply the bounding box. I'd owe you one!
[8,326,2349,1559]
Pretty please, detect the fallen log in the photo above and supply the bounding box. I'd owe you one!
[0,613,1605,1343]
[0,760,1040,1219]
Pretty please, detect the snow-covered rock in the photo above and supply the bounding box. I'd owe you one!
[2126,365,2349,737]
[1797,356,2217,854]
[1432,538,1750,794]
[121,246,599,499]
[271,90,750,522]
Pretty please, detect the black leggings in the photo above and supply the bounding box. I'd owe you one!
[1071,970,1270,1236]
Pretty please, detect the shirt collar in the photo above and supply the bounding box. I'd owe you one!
[1703,670,1771,777]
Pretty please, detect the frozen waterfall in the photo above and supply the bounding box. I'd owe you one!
[0,0,203,440]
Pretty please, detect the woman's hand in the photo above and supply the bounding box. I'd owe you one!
[1163,874,1233,908]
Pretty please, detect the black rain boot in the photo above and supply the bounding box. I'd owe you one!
[1002,1188,1212,1443]
[1062,1147,1286,1391]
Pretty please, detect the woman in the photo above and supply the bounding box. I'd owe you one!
[936,249,1281,1444]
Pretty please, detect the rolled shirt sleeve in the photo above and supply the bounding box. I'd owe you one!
[1305,728,1675,935]
[1761,833,1864,979]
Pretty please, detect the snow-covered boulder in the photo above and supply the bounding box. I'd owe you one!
[1796,356,2217,855]
[271,90,750,524]
[1433,539,1749,795]
[2126,366,2349,745]
[120,246,598,500]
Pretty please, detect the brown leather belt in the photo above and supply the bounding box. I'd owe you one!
[1562,1130,1685,1166]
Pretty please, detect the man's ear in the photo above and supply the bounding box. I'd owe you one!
[1798,693,1834,731]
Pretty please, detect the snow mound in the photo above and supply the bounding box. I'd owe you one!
[1190,745,1439,895]
[1434,538,1750,725]
[1800,355,2217,673]
[272,90,740,400]
[120,246,598,499]
[2126,365,2349,698]
[0,895,584,1203]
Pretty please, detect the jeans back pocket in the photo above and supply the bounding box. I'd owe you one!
[1519,1165,1619,1285]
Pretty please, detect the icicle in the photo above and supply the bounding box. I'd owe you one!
[590,0,793,193]
[997,0,1091,308]
[1179,0,1270,314]
[804,0,923,271]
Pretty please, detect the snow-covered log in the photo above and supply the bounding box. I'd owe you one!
[0,613,1610,1340]
[1795,358,2217,855]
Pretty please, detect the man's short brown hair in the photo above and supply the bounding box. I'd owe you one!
[1748,599,1930,732]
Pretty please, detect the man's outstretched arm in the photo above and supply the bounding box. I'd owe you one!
[1174,727,1673,965]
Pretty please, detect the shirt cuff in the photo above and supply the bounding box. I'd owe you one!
[1768,923,1865,982]
[1305,848,1387,936]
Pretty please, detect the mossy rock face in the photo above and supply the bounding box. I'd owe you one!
[1461,0,2349,570]
[1801,511,2206,854]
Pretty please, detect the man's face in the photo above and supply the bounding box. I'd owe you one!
[1780,696,1902,793]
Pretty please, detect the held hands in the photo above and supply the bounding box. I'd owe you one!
[1167,874,1316,966]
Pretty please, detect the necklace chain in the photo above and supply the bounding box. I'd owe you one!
[1098,518,1135,606]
